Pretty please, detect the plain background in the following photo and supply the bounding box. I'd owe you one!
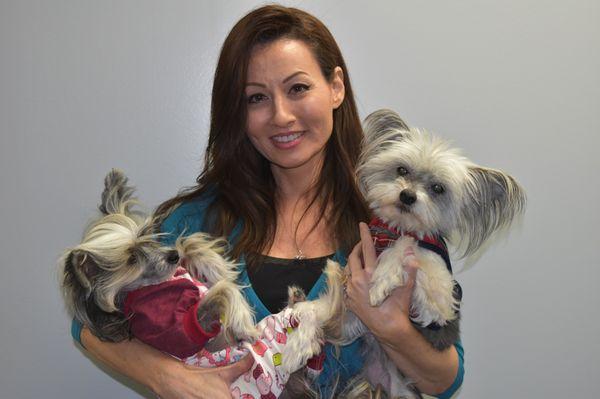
[1,0,598,398]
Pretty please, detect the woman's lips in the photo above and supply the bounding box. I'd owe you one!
[270,131,305,149]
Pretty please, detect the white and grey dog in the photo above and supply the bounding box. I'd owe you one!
[60,169,257,346]
[284,109,526,398]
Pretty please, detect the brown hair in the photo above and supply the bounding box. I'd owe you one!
[156,5,369,267]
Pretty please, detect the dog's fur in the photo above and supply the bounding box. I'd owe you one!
[284,109,526,398]
[60,169,257,346]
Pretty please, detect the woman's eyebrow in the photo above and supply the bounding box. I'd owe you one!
[282,71,308,83]
[246,71,309,88]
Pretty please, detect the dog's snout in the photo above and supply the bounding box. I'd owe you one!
[166,250,180,265]
[399,189,417,205]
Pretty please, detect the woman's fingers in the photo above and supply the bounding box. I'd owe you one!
[347,241,363,275]
[359,222,377,274]
[217,353,254,385]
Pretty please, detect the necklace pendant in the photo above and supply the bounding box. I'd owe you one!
[295,249,306,260]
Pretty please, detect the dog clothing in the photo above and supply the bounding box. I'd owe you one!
[123,267,218,359]
[123,267,325,399]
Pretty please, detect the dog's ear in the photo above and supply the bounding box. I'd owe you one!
[99,169,136,215]
[358,109,411,194]
[61,248,99,332]
[61,248,131,342]
[363,109,409,145]
[63,249,99,295]
[457,166,526,256]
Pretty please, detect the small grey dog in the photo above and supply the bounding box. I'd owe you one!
[284,109,526,398]
[60,169,257,348]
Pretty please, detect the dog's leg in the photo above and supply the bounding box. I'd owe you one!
[281,260,344,374]
[176,233,239,286]
[410,248,458,327]
[369,237,416,307]
[197,280,258,343]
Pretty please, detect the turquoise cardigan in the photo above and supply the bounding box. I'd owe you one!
[72,193,464,397]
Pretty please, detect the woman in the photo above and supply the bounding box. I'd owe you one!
[73,5,463,398]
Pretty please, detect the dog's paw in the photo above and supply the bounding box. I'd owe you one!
[281,332,322,374]
[287,285,306,306]
[227,304,259,343]
[369,272,402,306]
[369,287,387,307]
[411,272,458,327]
[280,305,322,374]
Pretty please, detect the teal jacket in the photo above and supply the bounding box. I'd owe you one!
[72,193,464,397]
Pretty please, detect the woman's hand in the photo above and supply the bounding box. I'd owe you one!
[344,222,419,341]
[81,327,253,399]
[153,354,253,399]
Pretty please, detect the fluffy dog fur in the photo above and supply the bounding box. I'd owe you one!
[284,109,526,398]
[60,169,257,345]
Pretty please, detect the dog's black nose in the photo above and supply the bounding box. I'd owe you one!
[399,189,417,205]
[166,250,180,265]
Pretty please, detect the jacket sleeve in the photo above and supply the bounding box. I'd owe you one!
[435,340,464,398]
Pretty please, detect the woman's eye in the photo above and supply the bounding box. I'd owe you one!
[247,93,267,104]
[431,184,445,194]
[289,83,310,94]
[397,166,409,176]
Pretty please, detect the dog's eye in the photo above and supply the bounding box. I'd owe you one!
[127,254,137,265]
[431,184,445,194]
[397,166,409,176]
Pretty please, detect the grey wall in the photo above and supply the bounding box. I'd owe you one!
[1,1,598,398]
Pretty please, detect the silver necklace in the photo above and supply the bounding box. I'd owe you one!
[294,247,306,260]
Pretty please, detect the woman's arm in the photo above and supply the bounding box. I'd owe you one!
[80,327,252,399]
[344,223,461,396]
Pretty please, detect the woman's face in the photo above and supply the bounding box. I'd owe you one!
[245,39,345,173]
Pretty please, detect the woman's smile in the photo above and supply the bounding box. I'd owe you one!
[270,131,306,149]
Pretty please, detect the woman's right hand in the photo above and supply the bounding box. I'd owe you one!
[153,354,253,399]
[81,327,253,399]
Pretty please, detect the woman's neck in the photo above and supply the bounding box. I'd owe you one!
[267,151,335,258]
[270,151,324,201]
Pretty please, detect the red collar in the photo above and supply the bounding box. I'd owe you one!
[368,217,447,256]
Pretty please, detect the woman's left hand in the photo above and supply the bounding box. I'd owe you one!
[344,222,419,341]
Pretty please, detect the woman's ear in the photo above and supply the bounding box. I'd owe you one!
[331,66,345,109]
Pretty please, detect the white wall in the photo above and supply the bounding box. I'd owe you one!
[1,1,598,397]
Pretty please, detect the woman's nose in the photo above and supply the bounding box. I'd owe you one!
[271,96,295,127]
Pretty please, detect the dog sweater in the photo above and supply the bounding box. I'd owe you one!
[123,267,324,399]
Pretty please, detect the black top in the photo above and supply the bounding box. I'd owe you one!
[247,254,333,313]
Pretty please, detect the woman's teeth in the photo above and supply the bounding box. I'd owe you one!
[272,132,302,143]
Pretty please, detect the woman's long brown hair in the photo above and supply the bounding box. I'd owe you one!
[155,5,369,269]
